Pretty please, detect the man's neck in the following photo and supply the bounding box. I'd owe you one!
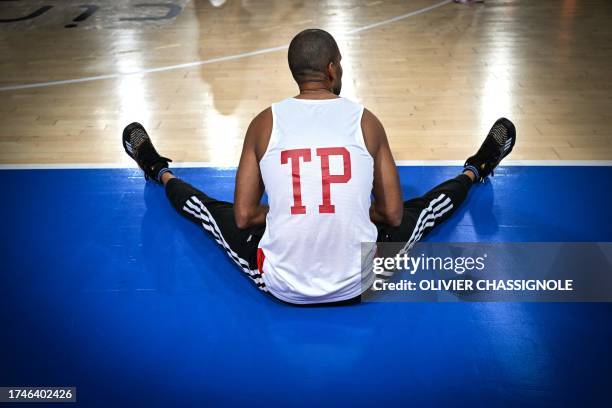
[296,82,338,99]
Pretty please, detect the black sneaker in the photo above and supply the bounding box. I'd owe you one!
[464,118,516,182]
[122,122,172,183]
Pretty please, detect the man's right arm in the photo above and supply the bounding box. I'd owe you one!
[361,108,403,227]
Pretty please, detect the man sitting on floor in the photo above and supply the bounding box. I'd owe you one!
[122,28,515,305]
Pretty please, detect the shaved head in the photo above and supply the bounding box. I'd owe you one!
[288,29,342,94]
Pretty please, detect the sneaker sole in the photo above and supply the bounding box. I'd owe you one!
[122,122,147,160]
[497,117,516,161]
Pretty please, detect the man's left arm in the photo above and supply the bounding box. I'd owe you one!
[233,109,271,229]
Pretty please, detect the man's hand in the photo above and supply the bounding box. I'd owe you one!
[234,108,273,229]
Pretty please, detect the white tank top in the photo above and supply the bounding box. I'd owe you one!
[258,97,377,304]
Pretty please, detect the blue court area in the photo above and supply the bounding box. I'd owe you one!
[1,165,611,406]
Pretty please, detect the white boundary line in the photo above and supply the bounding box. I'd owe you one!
[1,160,611,170]
[0,0,452,92]
[398,160,612,166]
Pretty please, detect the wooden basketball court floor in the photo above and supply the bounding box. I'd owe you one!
[1,1,612,406]
[1,0,611,164]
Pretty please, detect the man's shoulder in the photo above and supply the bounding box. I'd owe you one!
[254,106,272,120]
[360,106,386,157]
[246,107,273,161]
[249,106,273,130]
[361,107,383,128]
